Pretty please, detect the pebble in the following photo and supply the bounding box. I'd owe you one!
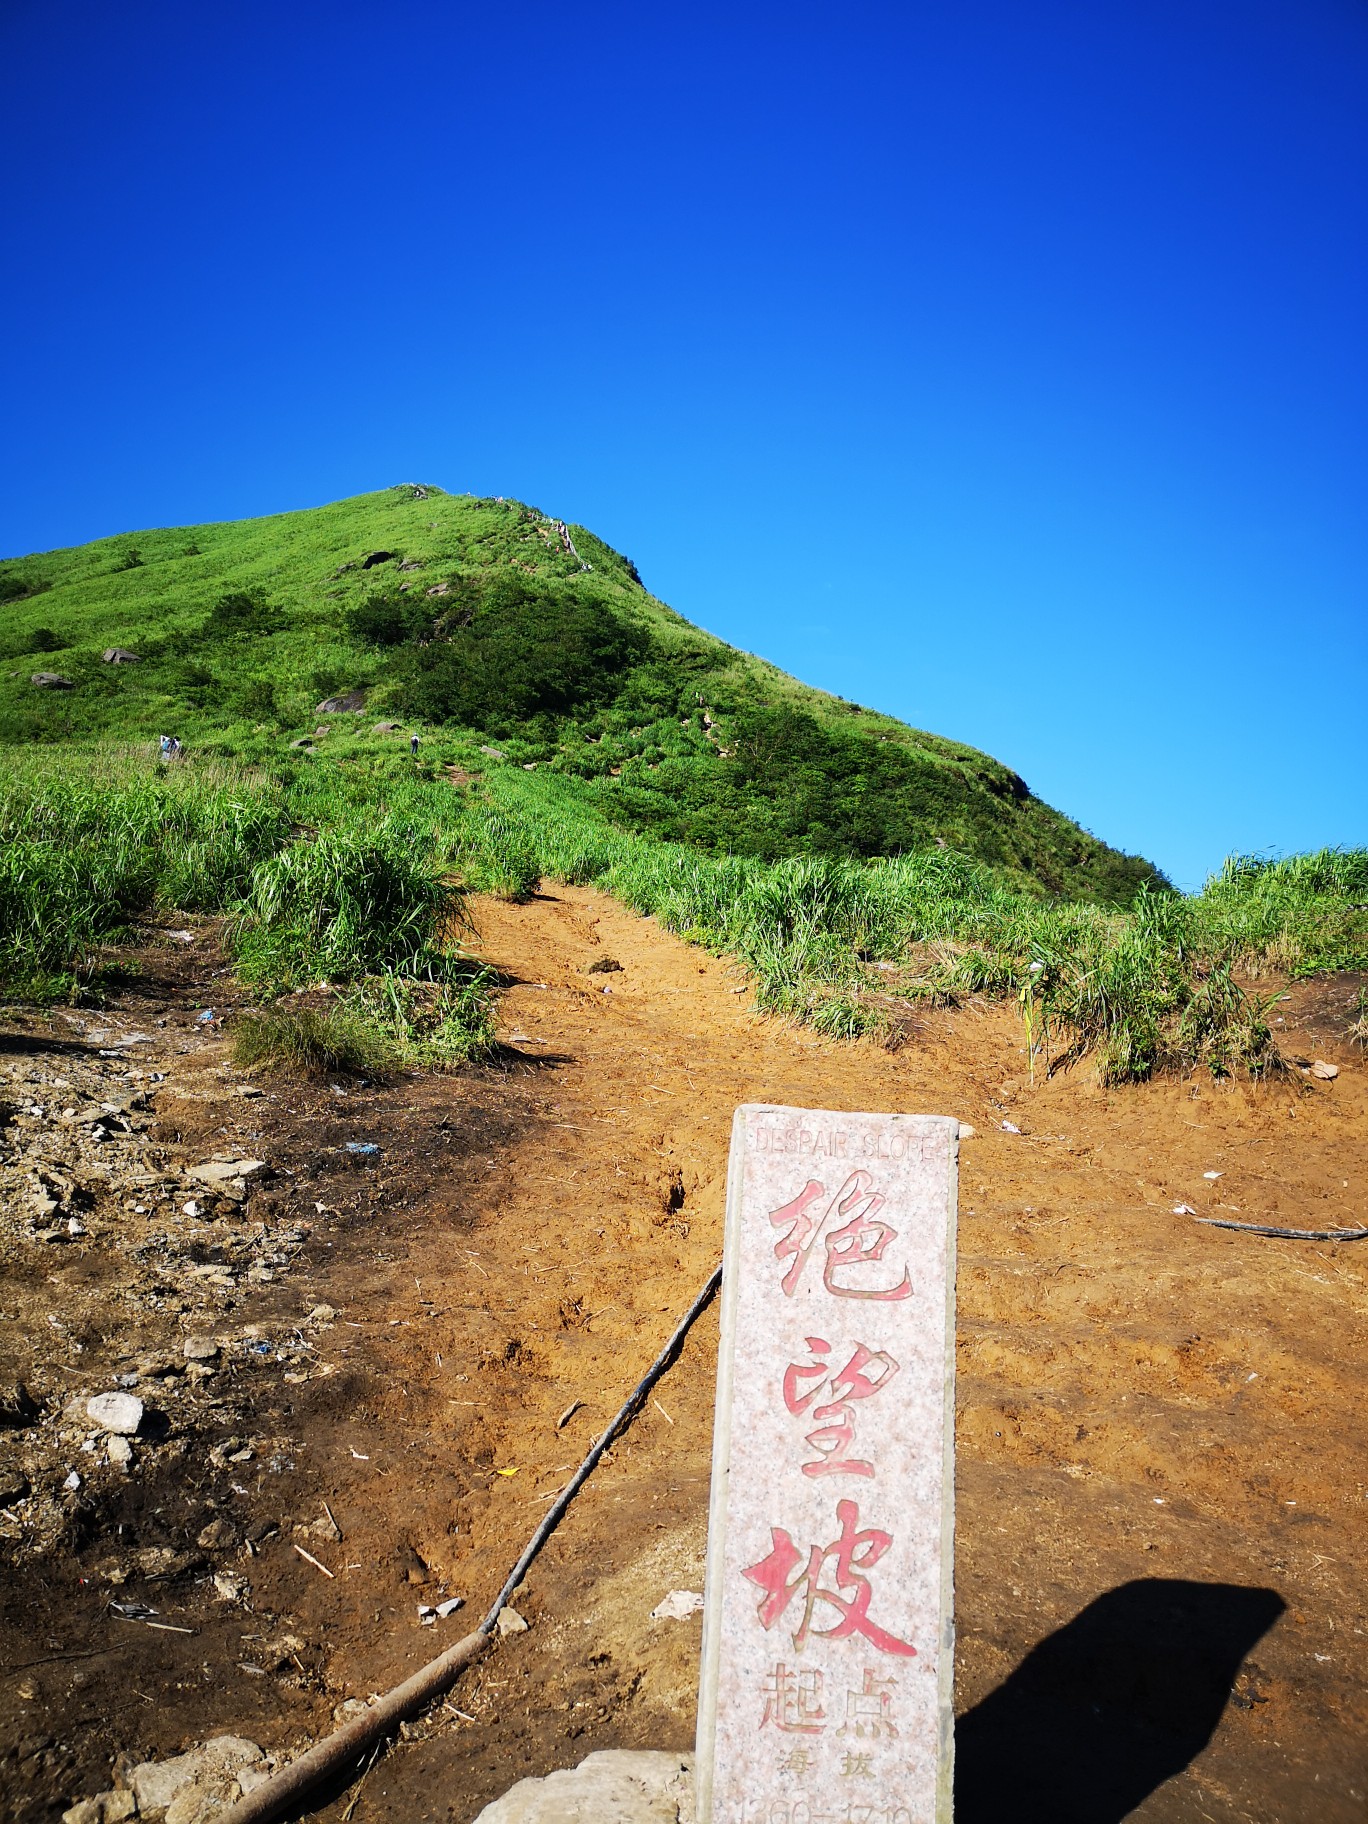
[183,1337,220,1363]
[107,1436,133,1471]
[496,1605,529,1636]
[86,1392,144,1436]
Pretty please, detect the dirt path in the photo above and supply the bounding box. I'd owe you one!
[2,885,1365,1822]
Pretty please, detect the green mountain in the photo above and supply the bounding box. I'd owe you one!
[0,484,1162,904]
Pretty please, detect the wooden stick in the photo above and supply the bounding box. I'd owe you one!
[1195,1217,1368,1242]
[293,1543,336,1579]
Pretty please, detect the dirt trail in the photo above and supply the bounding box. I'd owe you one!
[2,884,1366,1822]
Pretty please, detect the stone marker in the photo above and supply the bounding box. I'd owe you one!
[698,1105,959,1824]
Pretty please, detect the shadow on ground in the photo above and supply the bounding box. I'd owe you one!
[956,1577,1285,1824]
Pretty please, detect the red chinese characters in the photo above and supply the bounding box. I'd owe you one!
[743,1498,917,1658]
[781,1338,900,1478]
[768,1170,913,1301]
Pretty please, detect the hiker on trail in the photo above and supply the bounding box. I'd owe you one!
[158,734,171,760]
[410,733,420,757]
[169,735,183,759]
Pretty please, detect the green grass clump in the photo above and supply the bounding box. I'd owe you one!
[228,827,465,993]
[232,1004,397,1077]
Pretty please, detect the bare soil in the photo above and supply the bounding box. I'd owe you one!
[1,886,1365,1823]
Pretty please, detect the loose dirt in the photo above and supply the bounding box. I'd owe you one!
[1,886,1365,1822]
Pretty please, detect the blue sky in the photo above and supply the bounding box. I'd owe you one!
[1,0,1363,889]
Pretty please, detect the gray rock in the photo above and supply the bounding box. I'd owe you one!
[102,648,141,664]
[107,1435,133,1470]
[187,1157,266,1195]
[128,1738,262,1815]
[496,1605,529,1636]
[315,688,367,713]
[86,1392,143,1436]
[182,1336,220,1363]
[31,672,74,689]
[472,1751,694,1823]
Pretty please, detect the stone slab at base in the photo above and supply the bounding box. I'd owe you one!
[472,1750,694,1823]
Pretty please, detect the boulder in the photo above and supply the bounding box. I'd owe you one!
[31,672,73,688]
[102,648,141,664]
[86,1392,143,1436]
[315,689,367,713]
[473,1752,694,1824]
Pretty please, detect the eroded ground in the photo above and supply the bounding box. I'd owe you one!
[1,887,1365,1822]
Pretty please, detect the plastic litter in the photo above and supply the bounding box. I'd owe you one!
[345,1141,380,1156]
[650,1589,705,1621]
[1001,1120,1021,1135]
[195,1010,215,1024]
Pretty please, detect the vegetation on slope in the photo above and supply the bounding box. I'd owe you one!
[1,744,1364,1086]
[0,484,1159,906]
[1,485,1363,1085]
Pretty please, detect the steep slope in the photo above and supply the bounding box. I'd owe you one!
[0,484,1161,903]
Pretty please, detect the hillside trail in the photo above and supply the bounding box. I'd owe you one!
[279,883,1366,1824]
[3,884,1364,1823]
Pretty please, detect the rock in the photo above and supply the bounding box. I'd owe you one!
[315,688,368,713]
[361,551,395,569]
[182,1337,220,1363]
[496,1605,529,1636]
[958,1123,976,1140]
[102,648,141,664]
[62,1791,136,1824]
[305,1303,337,1325]
[587,957,623,975]
[86,1392,143,1436]
[187,1157,266,1195]
[1311,1059,1340,1080]
[107,1436,133,1471]
[649,1589,704,1621]
[128,1737,262,1815]
[197,1516,238,1550]
[372,720,401,731]
[31,672,74,688]
[472,1751,695,1823]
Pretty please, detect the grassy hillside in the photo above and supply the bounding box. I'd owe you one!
[0,483,1160,905]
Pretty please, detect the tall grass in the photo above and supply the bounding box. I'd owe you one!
[3,745,1363,1087]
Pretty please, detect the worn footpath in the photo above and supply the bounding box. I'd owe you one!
[0,888,1365,1823]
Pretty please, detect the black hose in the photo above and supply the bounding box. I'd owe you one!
[479,1261,722,1634]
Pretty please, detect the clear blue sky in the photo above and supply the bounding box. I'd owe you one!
[2,1,1364,889]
